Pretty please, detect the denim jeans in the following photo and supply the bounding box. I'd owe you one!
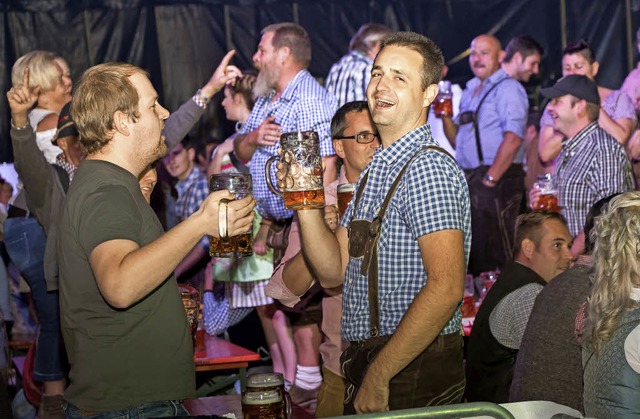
[4,216,68,381]
[64,400,189,419]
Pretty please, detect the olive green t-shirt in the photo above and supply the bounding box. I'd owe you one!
[58,160,195,411]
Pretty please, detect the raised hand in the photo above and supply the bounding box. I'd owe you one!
[7,68,40,126]
[201,50,244,97]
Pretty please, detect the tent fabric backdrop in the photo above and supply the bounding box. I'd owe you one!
[0,0,637,162]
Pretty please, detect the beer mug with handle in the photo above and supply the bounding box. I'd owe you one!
[209,173,253,257]
[265,131,325,210]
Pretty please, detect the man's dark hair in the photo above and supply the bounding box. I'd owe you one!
[585,194,620,253]
[563,40,596,64]
[503,35,544,63]
[513,210,568,257]
[331,101,369,139]
[379,32,444,90]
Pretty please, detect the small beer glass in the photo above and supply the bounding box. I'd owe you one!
[337,183,356,219]
[209,173,253,257]
[433,80,453,117]
[533,173,560,212]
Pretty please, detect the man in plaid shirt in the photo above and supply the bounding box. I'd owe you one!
[165,136,210,280]
[536,75,633,254]
[233,22,338,222]
[293,32,471,413]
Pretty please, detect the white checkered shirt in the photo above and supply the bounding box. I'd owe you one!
[555,122,633,237]
[240,70,337,221]
[340,124,471,342]
[325,50,372,106]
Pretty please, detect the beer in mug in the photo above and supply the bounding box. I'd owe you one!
[265,131,325,210]
[433,80,453,117]
[209,173,253,257]
[337,183,356,219]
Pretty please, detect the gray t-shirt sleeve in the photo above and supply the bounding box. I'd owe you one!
[489,283,544,349]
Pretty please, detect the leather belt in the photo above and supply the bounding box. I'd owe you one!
[7,206,32,219]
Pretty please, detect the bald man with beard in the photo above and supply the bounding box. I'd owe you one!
[443,34,528,276]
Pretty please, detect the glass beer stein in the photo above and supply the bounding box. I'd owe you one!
[246,373,291,418]
[533,173,560,212]
[242,390,285,419]
[209,173,253,257]
[265,131,325,210]
[337,183,356,219]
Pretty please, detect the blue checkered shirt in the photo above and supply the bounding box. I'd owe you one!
[175,165,210,249]
[555,121,633,237]
[340,124,471,342]
[240,70,337,220]
[455,69,527,169]
[325,50,372,106]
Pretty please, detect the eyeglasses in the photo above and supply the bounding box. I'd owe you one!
[333,131,378,144]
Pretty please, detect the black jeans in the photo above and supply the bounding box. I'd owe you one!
[341,333,465,413]
[465,165,524,276]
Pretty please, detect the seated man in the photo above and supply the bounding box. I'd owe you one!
[510,195,617,413]
[465,211,573,403]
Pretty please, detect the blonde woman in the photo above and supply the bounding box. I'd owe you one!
[582,191,640,417]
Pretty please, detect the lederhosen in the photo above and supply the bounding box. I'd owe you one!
[340,145,465,411]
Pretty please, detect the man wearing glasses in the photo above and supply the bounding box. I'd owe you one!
[266,100,379,416]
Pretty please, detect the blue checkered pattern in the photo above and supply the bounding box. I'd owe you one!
[325,50,372,106]
[555,121,633,237]
[202,291,253,336]
[241,70,337,220]
[455,68,527,169]
[175,166,210,249]
[340,124,471,342]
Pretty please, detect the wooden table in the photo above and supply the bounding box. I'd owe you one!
[184,394,314,419]
[193,334,260,395]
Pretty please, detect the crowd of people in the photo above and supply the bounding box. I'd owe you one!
[2,19,640,419]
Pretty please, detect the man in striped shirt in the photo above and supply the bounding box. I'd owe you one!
[540,74,633,254]
[325,23,391,106]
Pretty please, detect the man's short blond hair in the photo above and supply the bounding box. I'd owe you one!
[11,51,65,92]
[71,62,148,155]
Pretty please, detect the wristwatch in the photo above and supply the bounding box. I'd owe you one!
[483,174,497,186]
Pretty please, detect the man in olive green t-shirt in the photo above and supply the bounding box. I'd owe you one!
[22,62,255,416]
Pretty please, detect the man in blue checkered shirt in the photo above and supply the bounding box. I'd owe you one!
[294,32,471,413]
[165,137,211,280]
[233,23,338,223]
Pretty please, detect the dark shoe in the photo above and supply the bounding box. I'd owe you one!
[288,384,319,410]
[38,394,64,419]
